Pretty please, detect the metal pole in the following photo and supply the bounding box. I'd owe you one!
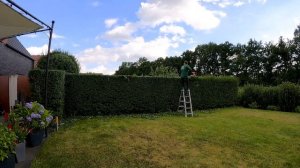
[44,21,55,108]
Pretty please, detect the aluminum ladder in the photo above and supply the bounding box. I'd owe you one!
[178,89,193,117]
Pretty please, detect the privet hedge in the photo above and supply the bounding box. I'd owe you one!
[238,82,300,112]
[29,70,65,116]
[64,75,238,116]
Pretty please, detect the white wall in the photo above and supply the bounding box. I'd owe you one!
[9,75,18,110]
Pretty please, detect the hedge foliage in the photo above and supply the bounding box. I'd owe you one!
[64,75,238,116]
[278,82,300,112]
[238,82,300,112]
[29,70,65,116]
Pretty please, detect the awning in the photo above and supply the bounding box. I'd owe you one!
[0,1,42,39]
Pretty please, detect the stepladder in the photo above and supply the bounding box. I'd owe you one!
[178,89,193,117]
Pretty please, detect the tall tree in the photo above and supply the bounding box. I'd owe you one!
[218,41,234,75]
[292,25,300,83]
[115,62,136,75]
[37,50,80,73]
[244,39,264,84]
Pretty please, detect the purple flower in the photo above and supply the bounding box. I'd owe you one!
[25,102,32,109]
[30,113,41,119]
[26,116,32,122]
[39,110,44,115]
[46,116,53,123]
[30,113,36,118]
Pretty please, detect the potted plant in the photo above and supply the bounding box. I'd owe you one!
[0,124,16,168]
[7,109,30,162]
[12,102,53,147]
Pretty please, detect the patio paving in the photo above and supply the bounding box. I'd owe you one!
[16,145,41,168]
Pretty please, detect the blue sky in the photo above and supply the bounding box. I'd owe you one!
[14,0,300,74]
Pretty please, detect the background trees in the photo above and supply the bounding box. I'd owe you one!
[115,25,300,86]
[37,50,80,74]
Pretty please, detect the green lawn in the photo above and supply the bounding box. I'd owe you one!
[32,107,300,168]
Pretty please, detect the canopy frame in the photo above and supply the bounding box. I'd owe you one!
[1,0,54,108]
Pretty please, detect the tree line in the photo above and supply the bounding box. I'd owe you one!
[115,25,300,86]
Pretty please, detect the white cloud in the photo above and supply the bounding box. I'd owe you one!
[256,0,267,4]
[91,1,100,7]
[52,33,65,39]
[104,18,118,28]
[160,25,186,36]
[233,1,245,7]
[118,36,174,61]
[218,1,232,8]
[77,35,183,74]
[104,22,136,41]
[79,0,270,75]
[138,0,226,30]
[23,34,38,38]
[26,44,49,55]
[77,45,119,64]
[294,17,300,26]
[78,36,174,63]
[81,64,115,75]
[200,0,267,8]
[47,32,65,39]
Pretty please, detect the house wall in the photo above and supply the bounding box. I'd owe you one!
[17,76,31,103]
[0,76,9,113]
[0,43,33,75]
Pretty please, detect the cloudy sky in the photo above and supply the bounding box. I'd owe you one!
[15,0,300,74]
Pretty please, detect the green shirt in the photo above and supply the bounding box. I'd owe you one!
[180,64,192,78]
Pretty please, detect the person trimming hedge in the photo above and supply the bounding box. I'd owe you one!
[180,60,192,91]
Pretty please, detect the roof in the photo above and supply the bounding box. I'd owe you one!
[0,37,33,75]
[5,37,32,58]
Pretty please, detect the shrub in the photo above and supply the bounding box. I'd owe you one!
[248,101,258,109]
[239,85,260,107]
[266,105,280,111]
[261,87,279,108]
[295,106,300,113]
[29,70,65,116]
[278,82,300,112]
[239,83,300,112]
[0,124,16,161]
[7,110,30,143]
[64,75,238,116]
[37,50,80,73]
[239,85,279,109]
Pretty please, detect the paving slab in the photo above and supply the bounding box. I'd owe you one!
[15,145,41,168]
